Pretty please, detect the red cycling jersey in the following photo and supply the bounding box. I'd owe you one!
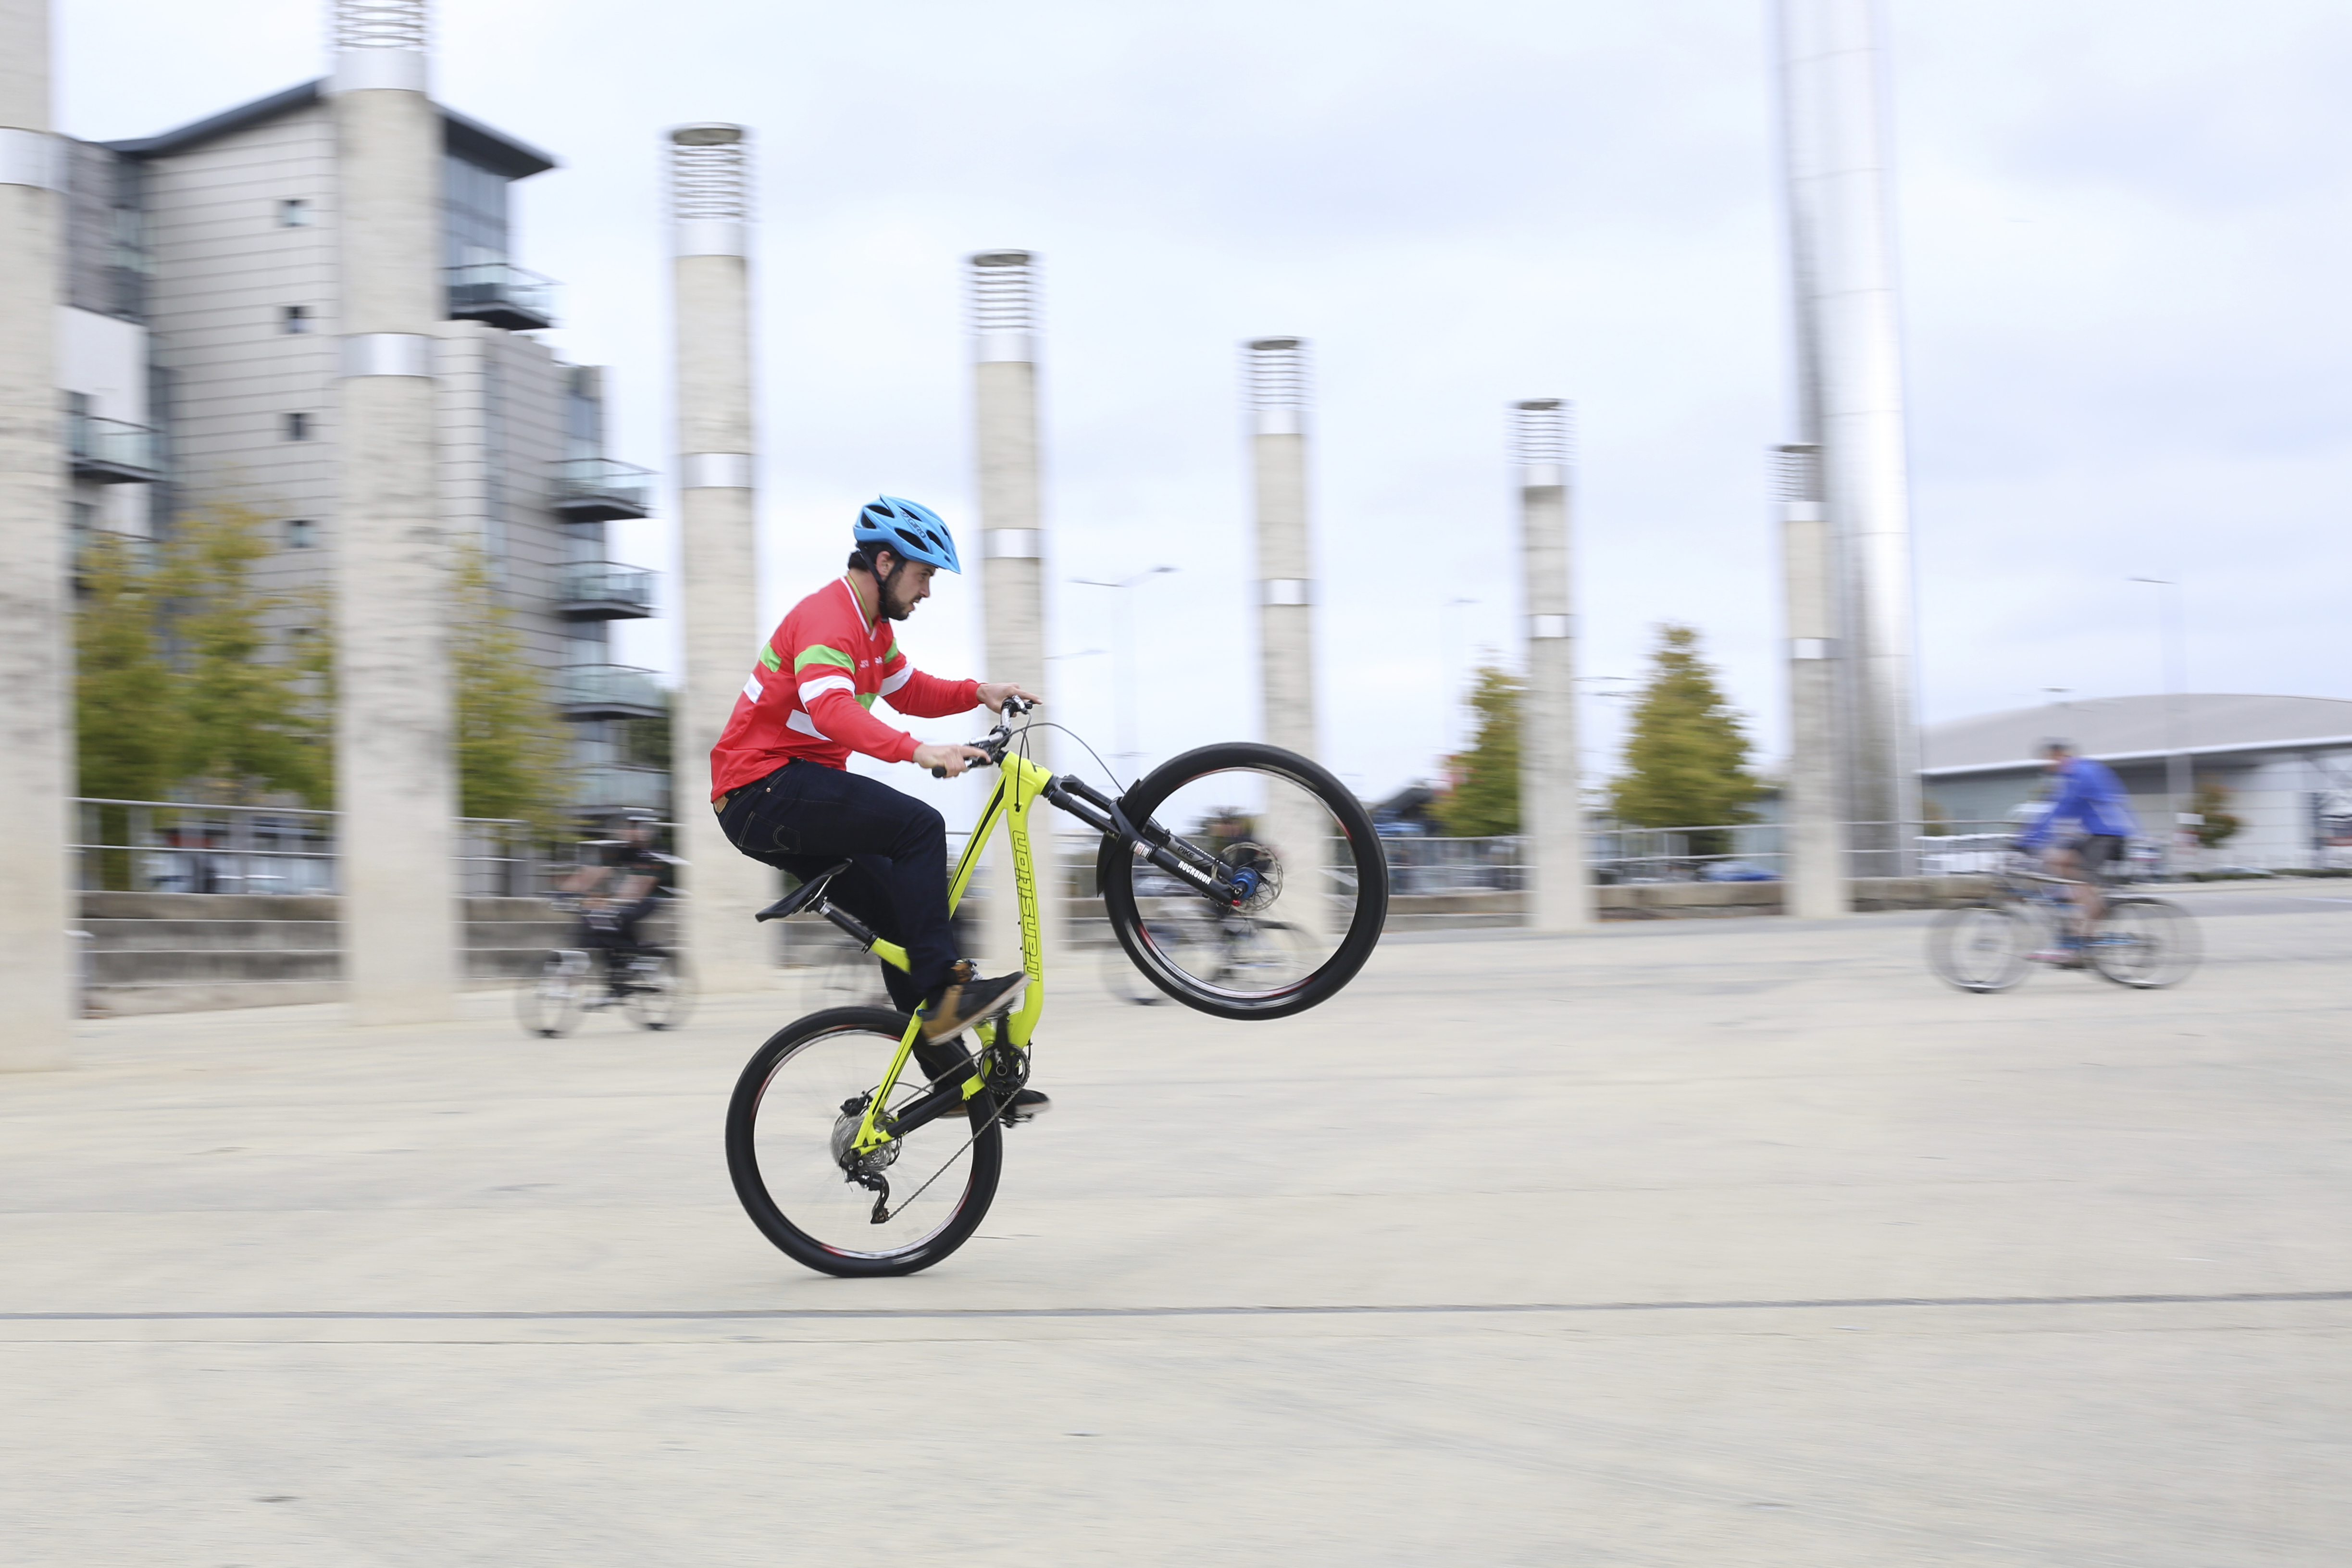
[709,577,980,798]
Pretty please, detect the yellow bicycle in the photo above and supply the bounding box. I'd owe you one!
[723,698,1390,1276]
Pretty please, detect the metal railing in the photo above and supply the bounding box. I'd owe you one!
[560,562,656,616]
[71,800,566,897]
[66,412,163,480]
[69,800,657,900]
[551,457,653,519]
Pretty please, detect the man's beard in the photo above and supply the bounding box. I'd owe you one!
[879,572,920,621]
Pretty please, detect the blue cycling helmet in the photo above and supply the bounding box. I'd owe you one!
[854,496,961,574]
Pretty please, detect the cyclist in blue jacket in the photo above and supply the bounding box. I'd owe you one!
[2016,739,2140,963]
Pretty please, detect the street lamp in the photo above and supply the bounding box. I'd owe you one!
[2128,576,2193,867]
[1070,566,1177,777]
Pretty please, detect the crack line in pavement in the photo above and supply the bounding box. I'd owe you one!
[2,1289,2346,1322]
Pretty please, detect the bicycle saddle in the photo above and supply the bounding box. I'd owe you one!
[754,861,853,923]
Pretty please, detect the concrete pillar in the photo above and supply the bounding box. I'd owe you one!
[0,0,73,1068]
[1512,400,1590,931]
[967,250,1060,972]
[1244,337,1328,942]
[669,124,774,993]
[1775,0,1923,872]
[328,1,459,1024]
[1776,443,1849,917]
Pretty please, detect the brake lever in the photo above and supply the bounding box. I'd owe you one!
[931,723,1015,779]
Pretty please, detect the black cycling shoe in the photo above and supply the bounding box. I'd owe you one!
[1003,1088,1051,1123]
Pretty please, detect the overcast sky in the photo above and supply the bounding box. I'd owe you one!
[56,0,2352,812]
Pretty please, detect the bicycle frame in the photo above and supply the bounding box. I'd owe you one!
[847,749,1056,1156]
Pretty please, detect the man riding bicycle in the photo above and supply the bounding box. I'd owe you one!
[554,813,671,990]
[709,497,1047,1115]
[2015,738,2140,965]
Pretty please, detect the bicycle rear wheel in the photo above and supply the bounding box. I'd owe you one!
[622,951,697,1031]
[2090,897,2199,989]
[516,951,586,1036]
[1097,742,1388,1020]
[725,1007,1002,1278]
[1928,904,2030,993]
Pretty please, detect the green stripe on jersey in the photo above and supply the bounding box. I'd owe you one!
[757,645,782,672]
[793,645,854,673]
[856,692,877,709]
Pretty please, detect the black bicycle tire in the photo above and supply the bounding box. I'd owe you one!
[724,1006,1003,1279]
[1927,902,2030,994]
[517,952,582,1037]
[2089,896,2199,989]
[1096,742,1389,1020]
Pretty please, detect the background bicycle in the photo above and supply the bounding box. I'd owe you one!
[1928,854,2199,993]
[516,898,697,1036]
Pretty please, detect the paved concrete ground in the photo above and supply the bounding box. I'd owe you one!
[3,889,2346,1565]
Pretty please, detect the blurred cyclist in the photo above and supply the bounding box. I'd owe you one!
[708,497,1047,1116]
[556,812,670,988]
[2015,738,2140,965]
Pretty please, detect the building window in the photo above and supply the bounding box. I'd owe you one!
[69,500,97,542]
[282,305,310,335]
[286,518,314,549]
[284,412,310,441]
[279,199,310,227]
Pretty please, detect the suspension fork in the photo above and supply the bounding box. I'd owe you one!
[1044,775,1235,903]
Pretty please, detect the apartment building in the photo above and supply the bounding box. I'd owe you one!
[58,81,667,818]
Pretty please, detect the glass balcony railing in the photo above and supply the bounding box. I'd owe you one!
[574,764,671,812]
[560,563,656,619]
[551,458,654,521]
[446,261,557,331]
[67,413,163,482]
[559,664,666,718]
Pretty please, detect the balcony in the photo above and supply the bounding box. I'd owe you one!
[559,664,667,721]
[68,413,163,483]
[552,458,653,522]
[574,764,671,813]
[560,562,656,621]
[446,261,556,332]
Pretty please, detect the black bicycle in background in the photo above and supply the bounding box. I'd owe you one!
[1928,854,2199,994]
[516,896,696,1036]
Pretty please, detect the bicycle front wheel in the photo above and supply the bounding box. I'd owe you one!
[516,951,585,1036]
[1928,904,2029,993]
[2090,897,2200,989]
[1098,742,1389,1020]
[725,1007,1003,1278]
[623,952,697,1031]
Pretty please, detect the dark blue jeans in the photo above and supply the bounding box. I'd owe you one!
[716,760,958,1013]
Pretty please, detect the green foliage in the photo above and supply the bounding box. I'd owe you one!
[2190,778,2242,849]
[1434,665,1522,836]
[74,533,177,804]
[158,501,334,805]
[74,534,178,889]
[449,546,573,835]
[1608,623,1760,854]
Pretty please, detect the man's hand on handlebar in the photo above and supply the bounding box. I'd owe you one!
[915,742,995,779]
[976,683,1039,715]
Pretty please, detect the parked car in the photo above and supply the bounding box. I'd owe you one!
[1699,860,1780,883]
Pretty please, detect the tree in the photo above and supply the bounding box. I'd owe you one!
[1434,664,1522,836]
[448,545,574,836]
[1609,622,1760,855]
[157,501,334,805]
[75,532,178,802]
[2189,779,2241,850]
[74,533,179,888]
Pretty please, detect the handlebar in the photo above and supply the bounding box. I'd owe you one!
[928,695,1036,778]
